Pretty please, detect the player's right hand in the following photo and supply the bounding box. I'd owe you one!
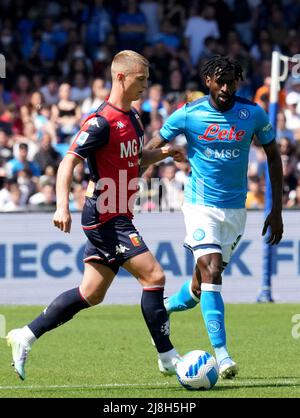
[167,145,186,162]
[53,208,72,233]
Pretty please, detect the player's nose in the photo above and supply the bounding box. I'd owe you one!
[221,83,229,93]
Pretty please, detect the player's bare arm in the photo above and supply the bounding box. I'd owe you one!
[53,153,82,233]
[144,134,168,150]
[262,140,284,245]
[141,144,186,167]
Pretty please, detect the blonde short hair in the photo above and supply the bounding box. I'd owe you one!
[111,50,149,77]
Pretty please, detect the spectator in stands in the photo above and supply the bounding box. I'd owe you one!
[69,183,86,212]
[246,175,265,209]
[51,83,81,143]
[28,182,56,209]
[20,91,44,126]
[286,184,300,208]
[40,76,59,106]
[0,129,13,162]
[0,178,15,210]
[83,0,112,60]
[16,168,36,205]
[2,182,25,212]
[117,0,147,53]
[0,80,11,108]
[165,69,185,96]
[6,143,40,178]
[140,0,162,43]
[184,4,220,67]
[137,164,160,211]
[254,76,286,111]
[39,165,56,186]
[142,84,164,115]
[11,75,32,108]
[284,91,300,132]
[232,0,253,47]
[81,78,108,117]
[276,111,295,144]
[70,72,92,104]
[159,162,183,211]
[281,154,298,205]
[151,21,181,54]
[34,132,61,173]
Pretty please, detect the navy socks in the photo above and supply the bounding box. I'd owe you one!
[28,287,90,338]
[141,288,173,353]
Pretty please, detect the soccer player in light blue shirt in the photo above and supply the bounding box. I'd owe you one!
[146,56,283,378]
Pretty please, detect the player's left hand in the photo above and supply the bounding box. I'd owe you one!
[167,145,186,162]
[262,211,283,245]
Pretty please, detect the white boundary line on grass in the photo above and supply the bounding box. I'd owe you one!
[0,378,299,391]
[0,382,172,390]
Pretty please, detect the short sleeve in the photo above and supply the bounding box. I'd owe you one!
[68,115,110,160]
[254,105,275,145]
[159,105,186,142]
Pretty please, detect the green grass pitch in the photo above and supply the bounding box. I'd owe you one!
[0,304,299,398]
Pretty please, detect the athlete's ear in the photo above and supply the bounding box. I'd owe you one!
[205,76,211,88]
[117,72,125,82]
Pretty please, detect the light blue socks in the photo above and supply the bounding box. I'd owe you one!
[200,283,230,364]
[164,279,200,314]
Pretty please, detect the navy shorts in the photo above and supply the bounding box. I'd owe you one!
[83,216,149,274]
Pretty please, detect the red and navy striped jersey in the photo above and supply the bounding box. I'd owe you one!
[68,101,144,228]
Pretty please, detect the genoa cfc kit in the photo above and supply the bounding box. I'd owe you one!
[68,101,148,272]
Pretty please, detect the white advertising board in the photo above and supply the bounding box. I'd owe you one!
[0,211,299,304]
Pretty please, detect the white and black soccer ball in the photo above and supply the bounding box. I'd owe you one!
[176,350,219,390]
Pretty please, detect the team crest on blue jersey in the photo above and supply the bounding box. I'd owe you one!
[238,108,250,120]
[193,228,205,241]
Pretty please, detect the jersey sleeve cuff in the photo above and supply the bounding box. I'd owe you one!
[159,131,171,142]
[67,151,85,160]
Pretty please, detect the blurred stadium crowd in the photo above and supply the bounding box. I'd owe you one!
[1,0,300,212]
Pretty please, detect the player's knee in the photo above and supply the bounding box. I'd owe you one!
[209,266,222,284]
[81,287,106,306]
[143,265,166,287]
[197,260,222,285]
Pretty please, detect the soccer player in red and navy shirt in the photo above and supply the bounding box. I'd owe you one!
[7,50,185,380]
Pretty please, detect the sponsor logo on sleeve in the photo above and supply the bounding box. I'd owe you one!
[262,123,273,132]
[76,131,89,146]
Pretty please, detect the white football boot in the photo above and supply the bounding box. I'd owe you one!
[218,357,239,379]
[6,329,31,381]
[158,354,182,376]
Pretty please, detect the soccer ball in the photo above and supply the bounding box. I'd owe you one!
[176,350,219,390]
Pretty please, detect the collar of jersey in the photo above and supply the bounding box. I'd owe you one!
[208,95,235,113]
[106,100,130,114]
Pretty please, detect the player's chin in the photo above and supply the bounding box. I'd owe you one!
[134,92,143,100]
[217,96,232,108]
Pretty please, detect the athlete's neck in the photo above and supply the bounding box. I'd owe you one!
[108,91,132,112]
[209,95,235,112]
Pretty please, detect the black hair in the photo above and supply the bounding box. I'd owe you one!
[201,56,244,82]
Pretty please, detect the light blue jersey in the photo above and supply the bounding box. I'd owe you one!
[160,95,274,208]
